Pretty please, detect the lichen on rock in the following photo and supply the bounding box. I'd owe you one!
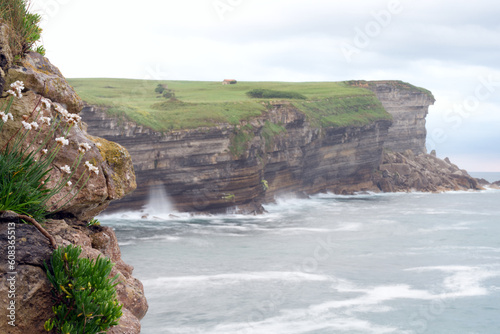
[5,51,83,114]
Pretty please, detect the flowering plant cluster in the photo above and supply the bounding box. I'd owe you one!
[0,80,99,222]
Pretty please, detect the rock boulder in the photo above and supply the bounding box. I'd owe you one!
[374,150,482,192]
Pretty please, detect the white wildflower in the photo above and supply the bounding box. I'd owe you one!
[78,142,92,154]
[40,116,51,126]
[66,181,72,187]
[8,81,24,98]
[6,89,19,98]
[54,104,69,118]
[41,97,52,110]
[64,113,81,125]
[0,111,13,123]
[96,142,102,147]
[55,136,69,146]
[30,121,39,130]
[84,161,99,175]
[61,165,71,174]
[41,149,48,155]
[11,80,24,91]
[21,121,32,130]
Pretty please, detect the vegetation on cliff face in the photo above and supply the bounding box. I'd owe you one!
[346,80,435,101]
[44,244,122,334]
[68,78,392,131]
[293,95,391,128]
[246,88,306,100]
[0,0,45,57]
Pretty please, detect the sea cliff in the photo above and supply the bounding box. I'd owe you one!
[78,80,475,215]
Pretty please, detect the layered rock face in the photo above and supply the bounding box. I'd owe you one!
[354,81,435,154]
[262,105,391,199]
[80,83,433,213]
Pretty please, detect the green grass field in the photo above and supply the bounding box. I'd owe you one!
[68,78,395,131]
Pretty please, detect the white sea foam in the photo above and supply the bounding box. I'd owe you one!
[418,222,472,233]
[198,301,409,334]
[117,241,136,246]
[268,227,333,235]
[142,271,332,289]
[204,317,403,334]
[134,235,182,242]
[332,223,363,231]
[405,265,500,298]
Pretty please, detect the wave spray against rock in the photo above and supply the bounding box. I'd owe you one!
[143,184,175,216]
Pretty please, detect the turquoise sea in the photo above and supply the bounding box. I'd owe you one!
[100,173,500,334]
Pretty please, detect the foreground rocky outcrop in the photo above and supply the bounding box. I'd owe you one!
[81,81,439,213]
[0,88,136,221]
[0,212,148,334]
[373,150,482,193]
[0,21,146,333]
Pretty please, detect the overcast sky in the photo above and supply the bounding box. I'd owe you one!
[32,0,500,172]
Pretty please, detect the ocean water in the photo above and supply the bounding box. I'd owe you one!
[470,172,500,183]
[100,183,500,334]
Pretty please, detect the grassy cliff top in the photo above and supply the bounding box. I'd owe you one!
[68,78,397,131]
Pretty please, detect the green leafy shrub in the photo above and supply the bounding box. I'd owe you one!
[0,0,45,57]
[154,84,166,94]
[246,89,307,100]
[154,83,176,100]
[44,245,122,334]
[162,91,174,99]
[87,218,100,226]
[221,193,235,201]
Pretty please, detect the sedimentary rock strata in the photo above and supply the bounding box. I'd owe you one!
[81,81,440,213]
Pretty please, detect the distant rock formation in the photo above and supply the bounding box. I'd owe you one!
[373,150,482,193]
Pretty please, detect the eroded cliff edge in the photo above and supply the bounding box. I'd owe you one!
[77,79,476,215]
